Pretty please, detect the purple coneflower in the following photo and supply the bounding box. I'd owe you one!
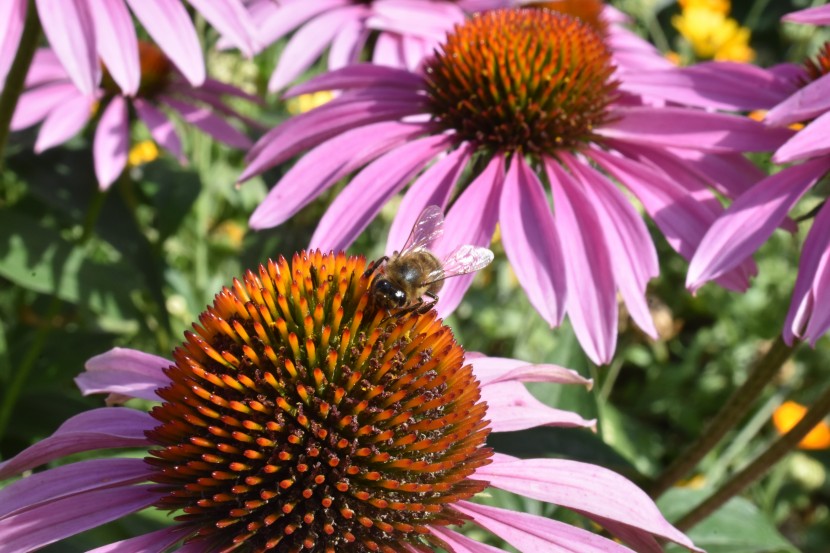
[0,0,257,94]
[0,251,699,553]
[687,8,830,346]
[240,8,789,364]
[11,42,254,190]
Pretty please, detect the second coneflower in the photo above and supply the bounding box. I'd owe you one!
[240,8,790,364]
[0,250,699,552]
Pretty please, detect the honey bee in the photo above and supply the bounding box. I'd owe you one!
[366,205,494,313]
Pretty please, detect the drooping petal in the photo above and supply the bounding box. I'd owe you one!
[385,143,473,255]
[328,19,369,70]
[21,48,66,88]
[687,158,830,291]
[0,485,158,552]
[76,346,171,400]
[186,0,258,57]
[471,356,592,388]
[482,381,596,432]
[479,457,702,552]
[268,6,367,92]
[766,72,830,127]
[774,110,830,163]
[35,0,99,94]
[373,31,405,68]
[126,0,205,85]
[86,0,139,95]
[563,154,658,338]
[785,201,830,344]
[0,458,150,520]
[161,96,251,149]
[784,4,830,25]
[241,92,426,180]
[429,527,507,553]
[133,97,185,163]
[434,154,504,318]
[500,156,567,328]
[0,408,154,479]
[597,107,793,153]
[310,133,453,252]
[93,96,129,190]
[0,0,26,85]
[547,160,618,366]
[803,231,830,345]
[667,149,766,200]
[33,93,94,152]
[249,122,429,229]
[10,82,80,130]
[284,63,424,98]
[87,525,193,553]
[456,501,636,553]
[367,0,465,40]
[256,0,346,49]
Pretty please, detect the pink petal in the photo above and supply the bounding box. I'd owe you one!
[11,82,80,130]
[186,0,258,56]
[471,355,592,388]
[687,157,830,291]
[480,457,702,552]
[482,381,595,432]
[385,143,472,255]
[161,96,252,149]
[368,0,464,39]
[766,72,830,127]
[0,408,154,480]
[249,121,429,229]
[133,97,185,162]
[284,63,424,98]
[256,0,346,48]
[93,96,129,190]
[241,92,426,181]
[774,109,830,163]
[785,201,830,344]
[0,0,26,85]
[33,93,94,152]
[268,6,367,92]
[22,48,67,88]
[783,4,830,25]
[597,107,793,153]
[126,0,205,85]
[35,0,99,94]
[456,501,636,553]
[372,31,405,68]
[434,154,504,318]
[328,19,368,70]
[310,133,453,252]
[429,527,507,553]
[619,62,795,111]
[76,347,171,401]
[87,525,193,553]
[87,0,140,95]
[667,149,765,200]
[0,458,150,520]
[547,160,618,365]
[0,485,158,552]
[500,156,567,327]
[563,154,658,338]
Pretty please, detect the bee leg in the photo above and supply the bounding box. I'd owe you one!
[363,256,388,278]
[415,292,438,315]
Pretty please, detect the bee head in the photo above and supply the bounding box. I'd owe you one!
[373,278,408,308]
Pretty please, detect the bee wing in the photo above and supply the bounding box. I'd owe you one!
[399,205,444,254]
[426,244,494,283]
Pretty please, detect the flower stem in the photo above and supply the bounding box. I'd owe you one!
[648,336,795,498]
[0,0,41,169]
[674,382,830,531]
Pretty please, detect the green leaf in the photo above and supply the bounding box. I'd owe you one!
[660,488,798,553]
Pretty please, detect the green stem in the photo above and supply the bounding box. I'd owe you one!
[648,336,795,498]
[675,382,830,531]
[0,1,41,169]
[79,189,107,244]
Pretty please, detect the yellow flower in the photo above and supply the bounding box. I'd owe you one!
[772,401,830,450]
[673,6,754,62]
[127,140,159,167]
[285,90,335,115]
[678,0,729,14]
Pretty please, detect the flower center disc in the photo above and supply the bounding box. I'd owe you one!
[146,251,492,552]
[424,8,618,155]
[102,41,172,97]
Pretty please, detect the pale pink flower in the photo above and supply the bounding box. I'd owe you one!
[0,252,700,552]
[687,13,830,345]
[11,44,254,190]
[240,9,789,364]
[0,0,257,94]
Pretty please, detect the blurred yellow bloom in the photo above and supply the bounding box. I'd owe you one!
[673,4,754,62]
[286,91,335,115]
[678,0,729,14]
[127,140,159,167]
[772,401,830,450]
